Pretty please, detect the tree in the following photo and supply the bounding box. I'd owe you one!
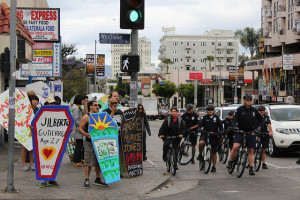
[61,43,77,62]
[234,27,261,60]
[152,81,177,99]
[162,58,174,74]
[205,55,214,71]
[116,81,130,97]
[179,83,204,105]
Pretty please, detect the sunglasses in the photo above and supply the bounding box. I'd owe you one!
[138,108,143,110]
[258,109,265,111]
[92,104,100,107]
[110,102,118,105]
[245,99,252,101]
[207,109,214,111]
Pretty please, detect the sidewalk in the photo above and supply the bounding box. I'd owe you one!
[0,140,169,199]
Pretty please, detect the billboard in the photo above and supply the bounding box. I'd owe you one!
[229,66,244,84]
[189,73,203,80]
[17,8,60,42]
[86,54,105,76]
[21,43,61,77]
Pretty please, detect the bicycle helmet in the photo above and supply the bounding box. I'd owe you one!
[243,93,252,100]
[186,104,193,110]
[206,104,214,110]
[228,110,235,115]
[258,105,265,111]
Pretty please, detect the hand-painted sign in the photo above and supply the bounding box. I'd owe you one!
[0,89,34,150]
[31,105,74,180]
[89,112,120,184]
[120,108,143,178]
[26,81,50,98]
[17,8,60,42]
[21,43,61,77]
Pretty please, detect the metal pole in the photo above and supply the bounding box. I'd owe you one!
[178,68,179,109]
[194,79,197,107]
[204,60,207,106]
[130,29,138,107]
[219,64,221,107]
[6,0,17,193]
[94,40,97,93]
[234,52,238,103]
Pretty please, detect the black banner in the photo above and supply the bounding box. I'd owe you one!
[120,108,143,178]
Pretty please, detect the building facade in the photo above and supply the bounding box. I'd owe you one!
[245,0,300,103]
[111,37,152,79]
[158,30,239,74]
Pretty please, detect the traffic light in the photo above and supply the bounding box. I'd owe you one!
[120,55,140,72]
[120,0,144,29]
[0,47,10,77]
[155,77,159,84]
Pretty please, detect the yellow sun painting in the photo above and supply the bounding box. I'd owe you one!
[90,113,116,130]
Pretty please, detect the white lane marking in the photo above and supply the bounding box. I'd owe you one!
[266,162,300,169]
[265,162,281,169]
[222,191,240,193]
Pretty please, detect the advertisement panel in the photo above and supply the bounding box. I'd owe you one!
[189,73,203,80]
[17,8,60,42]
[86,54,105,76]
[229,66,244,84]
[21,42,61,77]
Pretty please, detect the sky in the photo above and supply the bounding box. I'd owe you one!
[47,0,262,69]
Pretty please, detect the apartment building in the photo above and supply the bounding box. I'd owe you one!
[111,37,152,79]
[245,0,300,103]
[158,30,239,74]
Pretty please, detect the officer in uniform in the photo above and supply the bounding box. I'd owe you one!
[198,104,223,172]
[182,104,199,164]
[222,110,235,150]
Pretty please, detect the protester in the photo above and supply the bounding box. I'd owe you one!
[20,93,39,172]
[103,97,124,177]
[137,104,151,161]
[71,94,85,167]
[79,100,107,188]
[101,91,122,111]
[54,96,61,105]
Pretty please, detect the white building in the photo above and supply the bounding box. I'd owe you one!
[111,37,152,79]
[158,30,239,73]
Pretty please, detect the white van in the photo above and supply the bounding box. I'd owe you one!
[260,104,300,157]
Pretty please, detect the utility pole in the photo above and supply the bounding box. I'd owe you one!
[204,60,207,106]
[6,0,17,193]
[194,79,197,107]
[130,29,138,107]
[234,52,238,103]
[94,40,97,93]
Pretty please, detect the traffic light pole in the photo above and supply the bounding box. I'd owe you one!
[130,29,138,107]
[6,0,17,193]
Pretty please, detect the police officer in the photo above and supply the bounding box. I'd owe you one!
[258,105,273,169]
[198,104,223,172]
[227,94,264,175]
[222,110,235,150]
[182,104,199,164]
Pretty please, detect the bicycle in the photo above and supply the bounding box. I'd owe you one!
[228,130,254,178]
[254,131,269,172]
[199,131,214,174]
[178,131,194,165]
[219,129,230,164]
[164,136,179,176]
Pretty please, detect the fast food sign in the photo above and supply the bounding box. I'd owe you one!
[17,8,60,42]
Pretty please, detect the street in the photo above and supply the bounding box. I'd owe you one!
[0,119,300,200]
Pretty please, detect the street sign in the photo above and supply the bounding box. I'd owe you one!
[120,55,140,72]
[159,82,166,85]
[99,33,130,44]
[189,73,203,80]
[283,54,293,70]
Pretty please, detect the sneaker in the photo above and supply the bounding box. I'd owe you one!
[93,178,108,187]
[143,156,147,161]
[29,165,35,171]
[262,163,268,169]
[120,174,124,178]
[162,155,167,162]
[21,165,28,172]
[84,179,90,189]
[48,181,60,188]
[40,181,48,188]
[249,167,255,176]
[296,159,300,165]
[175,165,178,170]
[226,161,233,169]
[191,159,195,164]
[211,166,216,172]
[197,154,202,161]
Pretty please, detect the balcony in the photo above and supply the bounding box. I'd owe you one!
[216,54,224,58]
[185,62,191,66]
[185,46,191,50]
[185,54,191,58]
[216,46,223,50]
[227,53,235,58]
[227,45,235,50]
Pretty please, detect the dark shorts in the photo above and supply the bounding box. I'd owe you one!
[234,133,256,149]
[228,135,234,147]
[261,135,269,148]
[200,133,219,153]
[188,132,198,145]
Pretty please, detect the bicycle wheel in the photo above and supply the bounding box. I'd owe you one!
[199,152,204,171]
[218,143,225,163]
[254,146,262,172]
[222,140,230,164]
[170,150,177,176]
[178,143,193,165]
[203,146,212,174]
[236,150,247,178]
[166,150,172,172]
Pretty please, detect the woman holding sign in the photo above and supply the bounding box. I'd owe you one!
[137,104,151,161]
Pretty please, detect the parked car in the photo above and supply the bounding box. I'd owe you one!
[158,109,169,120]
[214,106,238,120]
[178,108,187,116]
[255,104,300,157]
[196,107,207,118]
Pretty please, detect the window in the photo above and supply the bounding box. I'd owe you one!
[274,18,280,33]
[187,59,190,62]
[144,84,150,89]
[288,0,294,12]
[187,67,190,71]
[193,50,196,54]
[218,42,222,46]
[193,43,195,46]
[193,59,195,62]
[218,51,222,54]
[187,50,190,54]
[288,13,294,30]
[227,58,231,63]
[187,42,189,46]
[212,42,215,45]
[274,1,278,17]
[227,42,233,46]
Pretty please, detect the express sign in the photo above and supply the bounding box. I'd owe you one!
[189,73,203,80]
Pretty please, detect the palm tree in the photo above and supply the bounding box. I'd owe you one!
[205,55,214,71]
[234,27,261,60]
[162,58,174,74]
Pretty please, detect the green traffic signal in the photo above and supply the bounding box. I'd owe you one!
[129,10,141,23]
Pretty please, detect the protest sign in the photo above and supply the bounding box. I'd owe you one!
[120,108,143,178]
[89,112,120,184]
[0,89,34,150]
[26,81,50,98]
[31,105,74,180]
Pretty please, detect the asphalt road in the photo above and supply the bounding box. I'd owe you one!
[146,119,300,200]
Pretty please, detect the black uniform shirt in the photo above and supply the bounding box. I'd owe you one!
[223,118,233,130]
[200,114,223,133]
[261,114,271,133]
[182,112,198,130]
